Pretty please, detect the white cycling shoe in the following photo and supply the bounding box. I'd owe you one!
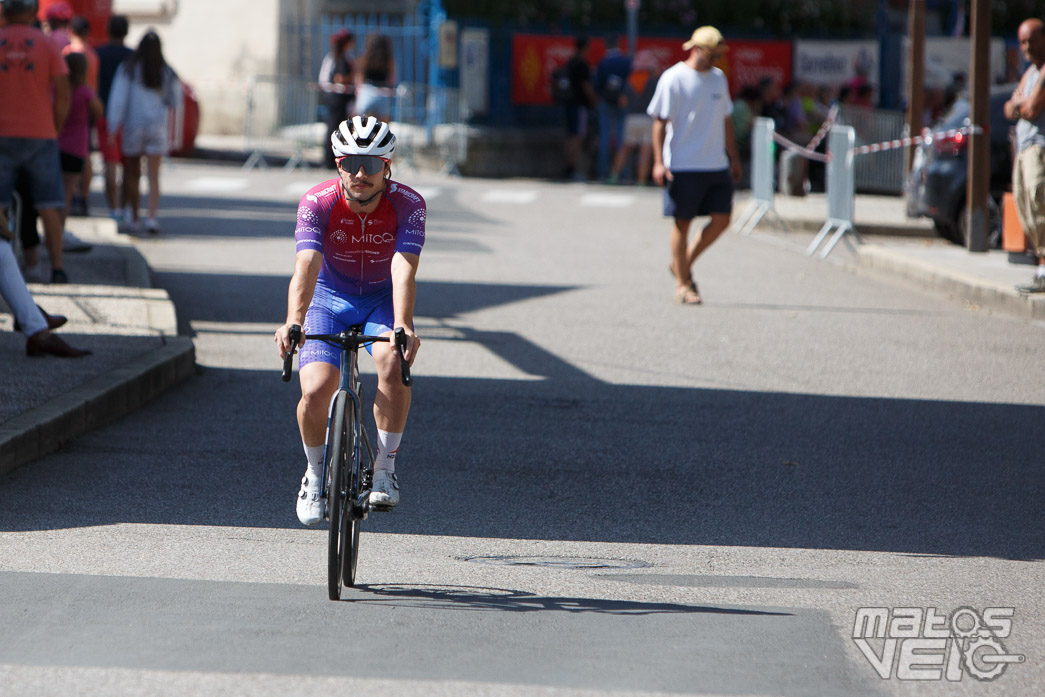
[296,475,325,526]
[369,470,400,509]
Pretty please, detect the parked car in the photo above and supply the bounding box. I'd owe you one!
[907,83,1016,247]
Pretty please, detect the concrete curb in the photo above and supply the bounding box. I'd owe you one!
[0,337,196,476]
[0,222,196,476]
[761,217,937,239]
[855,245,1045,320]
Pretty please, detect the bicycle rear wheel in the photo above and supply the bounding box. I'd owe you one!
[326,391,350,600]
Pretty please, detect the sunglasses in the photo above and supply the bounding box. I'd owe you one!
[337,155,389,176]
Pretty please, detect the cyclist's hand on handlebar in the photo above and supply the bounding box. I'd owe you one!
[394,326,420,366]
[275,323,305,360]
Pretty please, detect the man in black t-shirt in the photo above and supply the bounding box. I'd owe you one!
[560,36,596,180]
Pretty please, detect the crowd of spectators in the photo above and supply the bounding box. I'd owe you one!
[317,30,396,169]
[551,38,897,187]
[1,1,179,357]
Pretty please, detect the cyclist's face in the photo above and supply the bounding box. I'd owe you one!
[337,156,389,200]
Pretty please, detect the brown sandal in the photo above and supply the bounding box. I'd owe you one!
[674,281,702,305]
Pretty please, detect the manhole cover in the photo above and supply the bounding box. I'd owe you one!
[461,555,651,570]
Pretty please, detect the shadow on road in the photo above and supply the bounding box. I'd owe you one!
[346,583,793,616]
[1,269,1041,564]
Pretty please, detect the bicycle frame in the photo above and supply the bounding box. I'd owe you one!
[332,340,376,518]
[281,323,411,597]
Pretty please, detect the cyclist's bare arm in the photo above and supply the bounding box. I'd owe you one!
[275,249,322,358]
[391,251,420,364]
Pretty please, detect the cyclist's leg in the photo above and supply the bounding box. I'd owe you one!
[297,286,345,457]
[363,291,409,505]
[362,290,411,435]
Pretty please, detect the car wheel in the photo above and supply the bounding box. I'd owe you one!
[954,197,1002,248]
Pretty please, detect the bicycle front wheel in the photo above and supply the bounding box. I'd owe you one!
[341,400,361,588]
[326,391,350,600]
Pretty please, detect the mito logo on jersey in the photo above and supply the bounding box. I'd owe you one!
[852,607,1024,681]
[352,231,395,245]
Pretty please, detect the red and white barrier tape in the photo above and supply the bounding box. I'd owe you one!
[849,124,983,155]
[769,105,838,163]
[771,131,832,162]
[772,123,985,163]
[805,104,838,151]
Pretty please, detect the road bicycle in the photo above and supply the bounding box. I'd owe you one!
[282,323,411,600]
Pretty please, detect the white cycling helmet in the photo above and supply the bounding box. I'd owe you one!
[331,115,396,158]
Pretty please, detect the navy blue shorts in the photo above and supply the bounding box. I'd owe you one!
[662,169,733,220]
[299,282,396,370]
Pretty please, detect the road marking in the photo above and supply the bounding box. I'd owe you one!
[579,193,635,208]
[480,190,538,204]
[412,186,441,200]
[185,177,249,192]
[283,182,316,197]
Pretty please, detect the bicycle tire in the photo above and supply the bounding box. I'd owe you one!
[342,399,361,587]
[326,391,348,600]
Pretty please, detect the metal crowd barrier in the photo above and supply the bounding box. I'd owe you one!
[391,82,468,175]
[242,75,322,170]
[806,125,861,258]
[734,117,787,235]
[740,118,859,259]
[835,105,906,195]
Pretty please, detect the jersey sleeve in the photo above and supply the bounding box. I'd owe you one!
[294,190,329,254]
[389,183,426,256]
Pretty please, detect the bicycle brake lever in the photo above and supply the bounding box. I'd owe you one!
[394,327,413,387]
[282,324,301,382]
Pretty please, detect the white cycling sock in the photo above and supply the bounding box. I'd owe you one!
[1036,264,1045,278]
[375,430,402,473]
[303,443,325,481]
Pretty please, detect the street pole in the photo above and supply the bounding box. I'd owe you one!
[906,0,925,176]
[966,0,990,252]
[626,0,639,55]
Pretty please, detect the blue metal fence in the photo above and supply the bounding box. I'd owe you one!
[283,2,443,94]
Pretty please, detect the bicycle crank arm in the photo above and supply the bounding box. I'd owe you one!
[354,492,372,519]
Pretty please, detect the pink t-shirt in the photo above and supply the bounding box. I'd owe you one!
[0,25,68,139]
[58,84,94,157]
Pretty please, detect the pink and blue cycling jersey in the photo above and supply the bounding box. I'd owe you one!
[294,178,426,296]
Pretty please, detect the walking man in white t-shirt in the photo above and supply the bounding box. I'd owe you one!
[648,26,741,305]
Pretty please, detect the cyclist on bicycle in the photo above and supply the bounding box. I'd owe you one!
[275,115,424,526]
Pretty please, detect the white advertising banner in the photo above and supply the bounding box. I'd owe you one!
[902,37,1007,90]
[794,40,880,89]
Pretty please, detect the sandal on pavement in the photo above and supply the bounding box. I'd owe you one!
[674,281,702,305]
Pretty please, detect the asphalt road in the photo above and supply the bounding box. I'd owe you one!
[1,160,1042,696]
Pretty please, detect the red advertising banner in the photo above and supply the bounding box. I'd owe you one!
[511,34,792,105]
[727,40,792,95]
[512,34,606,106]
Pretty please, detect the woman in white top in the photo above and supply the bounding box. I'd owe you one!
[107,30,181,233]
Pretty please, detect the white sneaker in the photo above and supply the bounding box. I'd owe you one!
[369,470,399,509]
[296,474,324,526]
